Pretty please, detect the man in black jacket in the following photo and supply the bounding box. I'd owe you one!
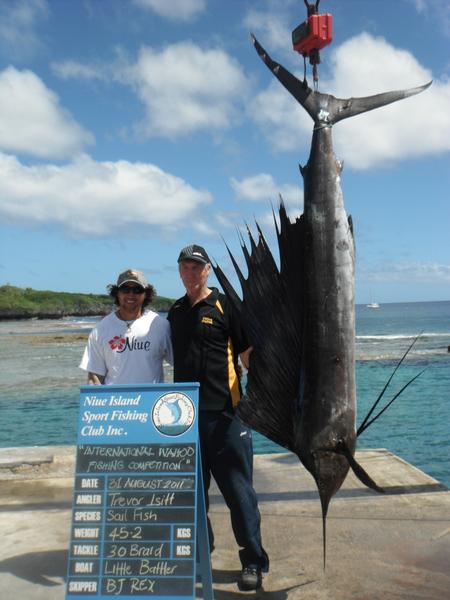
[168,244,269,591]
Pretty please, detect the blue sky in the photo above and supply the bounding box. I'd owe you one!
[0,0,449,304]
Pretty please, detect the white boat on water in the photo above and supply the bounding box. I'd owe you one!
[366,302,380,309]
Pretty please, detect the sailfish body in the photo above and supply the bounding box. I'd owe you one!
[295,108,356,506]
[213,36,430,559]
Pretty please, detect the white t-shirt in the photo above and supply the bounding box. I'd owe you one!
[80,310,173,384]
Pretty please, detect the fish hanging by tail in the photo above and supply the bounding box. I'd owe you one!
[213,36,430,568]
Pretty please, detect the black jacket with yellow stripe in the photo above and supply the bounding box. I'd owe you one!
[168,288,248,411]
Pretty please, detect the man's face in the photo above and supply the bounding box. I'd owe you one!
[179,260,210,294]
[117,284,146,313]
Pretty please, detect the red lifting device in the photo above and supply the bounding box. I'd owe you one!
[292,0,332,85]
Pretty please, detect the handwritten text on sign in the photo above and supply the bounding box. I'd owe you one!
[66,384,199,599]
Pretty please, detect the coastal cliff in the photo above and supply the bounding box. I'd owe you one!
[0,285,174,320]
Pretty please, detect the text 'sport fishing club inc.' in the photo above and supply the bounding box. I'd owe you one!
[0,1,449,493]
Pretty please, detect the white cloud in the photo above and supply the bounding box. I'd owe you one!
[330,34,431,96]
[50,42,248,140]
[133,0,206,22]
[0,0,48,60]
[230,173,303,233]
[249,76,312,154]
[330,33,448,169]
[360,261,450,283]
[192,220,216,236]
[408,0,450,36]
[214,211,243,229]
[0,153,213,237]
[243,9,293,59]
[0,67,94,159]
[51,60,107,82]
[249,32,450,169]
[412,0,428,10]
[257,210,285,233]
[230,173,302,209]
[122,42,248,138]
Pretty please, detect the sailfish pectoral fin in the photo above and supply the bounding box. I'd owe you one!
[338,442,385,494]
[357,335,425,437]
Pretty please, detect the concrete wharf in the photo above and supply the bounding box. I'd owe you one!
[0,446,449,599]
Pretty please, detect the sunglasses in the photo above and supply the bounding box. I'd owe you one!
[120,285,145,294]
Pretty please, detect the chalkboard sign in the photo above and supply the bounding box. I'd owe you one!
[66,383,212,600]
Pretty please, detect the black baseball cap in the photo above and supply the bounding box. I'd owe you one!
[177,244,210,265]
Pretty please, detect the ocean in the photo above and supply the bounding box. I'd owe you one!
[0,301,449,486]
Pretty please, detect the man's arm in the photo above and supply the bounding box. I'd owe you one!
[87,372,105,385]
[239,346,253,370]
[80,325,107,384]
[221,294,252,370]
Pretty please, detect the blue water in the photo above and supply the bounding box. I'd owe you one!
[0,301,449,486]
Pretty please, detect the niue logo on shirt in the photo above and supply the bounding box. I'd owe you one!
[108,335,151,353]
[152,393,195,436]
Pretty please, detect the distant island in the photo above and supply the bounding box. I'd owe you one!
[0,285,175,320]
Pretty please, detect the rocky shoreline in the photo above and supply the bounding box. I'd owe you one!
[25,332,90,344]
[0,285,173,320]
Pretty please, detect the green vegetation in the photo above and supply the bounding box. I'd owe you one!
[0,285,174,320]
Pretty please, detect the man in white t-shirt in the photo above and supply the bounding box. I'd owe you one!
[80,269,173,384]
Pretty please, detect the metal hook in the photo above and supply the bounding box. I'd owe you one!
[303,0,320,15]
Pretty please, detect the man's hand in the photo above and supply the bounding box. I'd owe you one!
[87,372,105,385]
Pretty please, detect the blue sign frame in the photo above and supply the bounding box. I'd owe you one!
[66,383,213,600]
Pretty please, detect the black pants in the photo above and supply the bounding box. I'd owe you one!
[198,410,269,571]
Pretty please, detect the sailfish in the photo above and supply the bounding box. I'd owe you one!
[213,36,430,565]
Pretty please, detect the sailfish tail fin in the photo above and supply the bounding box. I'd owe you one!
[212,201,304,451]
[252,34,431,126]
[331,82,432,125]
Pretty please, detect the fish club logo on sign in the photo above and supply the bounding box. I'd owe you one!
[152,393,195,436]
[108,335,150,353]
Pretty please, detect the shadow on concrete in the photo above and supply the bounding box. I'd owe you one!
[1,480,446,514]
[0,549,67,586]
[207,579,316,599]
[211,589,288,599]
[0,501,72,512]
[263,454,296,464]
[209,482,446,506]
[0,549,316,599]
[208,569,317,599]
[212,568,240,584]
